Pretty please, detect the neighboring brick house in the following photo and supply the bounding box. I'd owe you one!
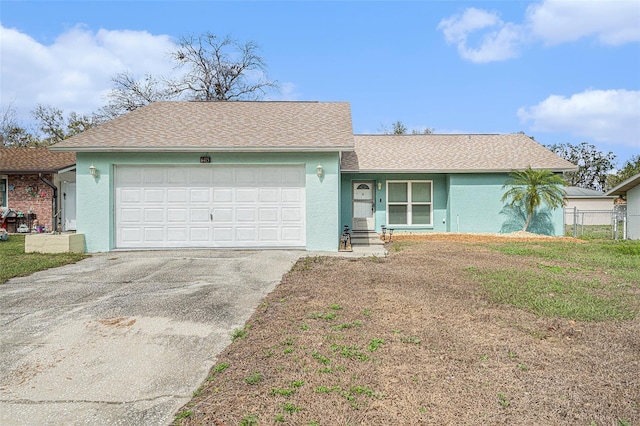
[0,147,76,232]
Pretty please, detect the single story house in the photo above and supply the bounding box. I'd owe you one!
[606,173,640,240]
[563,186,616,226]
[50,101,576,252]
[0,147,76,232]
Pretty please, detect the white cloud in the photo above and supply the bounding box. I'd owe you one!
[439,0,640,63]
[0,24,178,121]
[518,89,640,147]
[437,8,523,63]
[526,0,640,46]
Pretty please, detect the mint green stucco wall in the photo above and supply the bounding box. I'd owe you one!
[340,173,448,232]
[340,172,564,236]
[76,152,340,252]
[448,173,563,235]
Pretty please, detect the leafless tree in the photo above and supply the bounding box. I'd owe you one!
[98,71,177,120]
[169,33,277,101]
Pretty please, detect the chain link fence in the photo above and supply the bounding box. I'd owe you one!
[564,205,627,239]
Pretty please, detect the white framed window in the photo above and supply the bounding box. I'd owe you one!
[386,180,432,226]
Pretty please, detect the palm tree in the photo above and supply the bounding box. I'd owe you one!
[501,167,567,232]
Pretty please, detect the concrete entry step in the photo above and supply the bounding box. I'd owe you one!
[350,231,384,246]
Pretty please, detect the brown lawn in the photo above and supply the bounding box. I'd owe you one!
[177,237,639,425]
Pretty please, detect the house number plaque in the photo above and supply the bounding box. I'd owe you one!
[200,156,211,163]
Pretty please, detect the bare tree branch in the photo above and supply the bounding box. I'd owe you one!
[169,33,277,101]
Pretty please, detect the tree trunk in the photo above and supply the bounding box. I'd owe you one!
[522,213,533,232]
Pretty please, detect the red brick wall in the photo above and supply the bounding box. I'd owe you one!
[6,174,55,231]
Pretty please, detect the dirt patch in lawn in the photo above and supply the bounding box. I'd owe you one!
[178,240,639,425]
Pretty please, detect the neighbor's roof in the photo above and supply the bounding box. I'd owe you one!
[605,173,640,196]
[564,186,614,198]
[341,134,577,173]
[50,101,354,152]
[0,147,76,174]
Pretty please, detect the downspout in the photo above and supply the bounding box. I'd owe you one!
[39,174,58,233]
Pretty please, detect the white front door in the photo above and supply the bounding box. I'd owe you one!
[115,165,306,248]
[62,182,77,231]
[352,181,375,231]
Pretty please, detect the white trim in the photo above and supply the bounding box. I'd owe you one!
[386,180,433,226]
[57,165,77,174]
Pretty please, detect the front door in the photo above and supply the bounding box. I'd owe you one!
[62,182,77,231]
[352,181,375,231]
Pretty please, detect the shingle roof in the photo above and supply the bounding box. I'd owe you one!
[341,134,577,173]
[50,101,354,152]
[0,147,76,174]
[564,186,610,197]
[605,173,640,196]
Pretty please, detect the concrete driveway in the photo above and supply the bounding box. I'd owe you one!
[0,249,302,426]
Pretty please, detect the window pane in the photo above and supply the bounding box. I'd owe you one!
[411,182,431,203]
[389,205,407,225]
[412,204,431,225]
[388,183,407,202]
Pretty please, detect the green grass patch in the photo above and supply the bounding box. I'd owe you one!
[0,235,87,284]
[271,387,297,397]
[492,241,640,283]
[330,344,370,361]
[474,241,640,321]
[367,338,385,352]
[244,371,263,385]
[331,320,363,330]
[476,269,634,321]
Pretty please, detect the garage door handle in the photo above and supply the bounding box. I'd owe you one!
[210,213,213,221]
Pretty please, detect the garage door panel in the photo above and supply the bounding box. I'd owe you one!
[212,208,233,222]
[213,188,233,202]
[213,228,233,242]
[282,207,302,222]
[144,208,164,222]
[236,188,258,202]
[259,227,278,241]
[259,188,278,202]
[236,169,258,185]
[144,189,164,203]
[282,227,303,241]
[259,208,278,222]
[281,188,302,203]
[190,228,210,241]
[167,228,188,242]
[167,208,187,222]
[116,165,305,248]
[236,228,256,241]
[120,227,142,242]
[236,208,256,222]
[144,228,164,242]
[190,208,210,222]
[260,168,280,184]
[118,168,142,185]
[212,169,234,184]
[168,169,189,184]
[167,189,188,203]
[282,168,304,185]
[120,189,142,203]
[189,188,210,203]
[120,208,141,222]
[143,168,165,184]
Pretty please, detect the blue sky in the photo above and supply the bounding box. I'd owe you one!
[1,0,639,166]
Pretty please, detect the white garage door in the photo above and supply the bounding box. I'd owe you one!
[115,165,306,248]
